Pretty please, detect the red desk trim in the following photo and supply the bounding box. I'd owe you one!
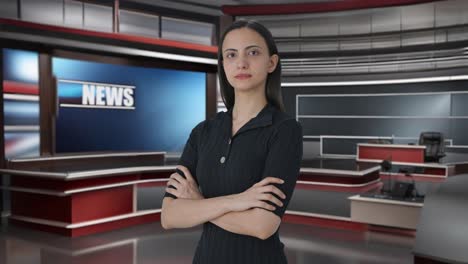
[358,145,425,163]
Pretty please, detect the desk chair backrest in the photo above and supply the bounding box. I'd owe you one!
[419,132,446,162]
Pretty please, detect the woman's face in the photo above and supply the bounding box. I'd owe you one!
[222,27,278,93]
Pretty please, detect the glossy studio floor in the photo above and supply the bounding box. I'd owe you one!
[0,217,415,264]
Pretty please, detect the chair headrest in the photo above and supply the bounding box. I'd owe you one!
[420,132,444,141]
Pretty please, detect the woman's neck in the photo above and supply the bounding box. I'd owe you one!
[232,92,268,122]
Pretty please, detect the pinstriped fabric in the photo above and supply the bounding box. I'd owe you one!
[193,223,286,264]
[165,104,302,264]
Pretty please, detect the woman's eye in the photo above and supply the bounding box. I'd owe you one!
[249,50,259,56]
[225,53,236,59]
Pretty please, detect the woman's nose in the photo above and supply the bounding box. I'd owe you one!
[236,56,248,69]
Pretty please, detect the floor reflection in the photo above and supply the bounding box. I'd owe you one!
[0,221,414,264]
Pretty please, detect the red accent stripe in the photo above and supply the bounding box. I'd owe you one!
[11,186,133,223]
[358,145,425,163]
[222,0,442,16]
[11,192,72,222]
[71,186,133,223]
[3,81,39,95]
[299,170,380,185]
[0,18,217,54]
[73,212,161,237]
[424,168,446,176]
[368,225,416,237]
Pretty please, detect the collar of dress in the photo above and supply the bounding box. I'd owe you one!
[226,103,274,137]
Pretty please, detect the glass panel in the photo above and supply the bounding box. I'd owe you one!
[83,3,112,32]
[21,0,63,25]
[64,0,83,28]
[0,0,18,19]
[162,17,213,45]
[298,94,451,117]
[119,9,159,38]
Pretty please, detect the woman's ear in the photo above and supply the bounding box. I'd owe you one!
[268,54,279,73]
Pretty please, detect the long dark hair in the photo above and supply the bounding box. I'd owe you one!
[218,20,284,112]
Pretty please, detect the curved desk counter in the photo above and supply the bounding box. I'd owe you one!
[0,153,382,237]
[0,152,176,237]
[286,159,382,228]
[299,159,380,187]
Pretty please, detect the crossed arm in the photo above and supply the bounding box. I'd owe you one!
[161,166,284,240]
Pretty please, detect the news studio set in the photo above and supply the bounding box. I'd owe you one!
[1,1,468,264]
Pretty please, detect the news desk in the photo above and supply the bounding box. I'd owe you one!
[350,143,468,230]
[0,152,384,237]
[357,143,468,178]
[0,152,176,237]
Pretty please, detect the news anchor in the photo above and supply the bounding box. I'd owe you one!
[161,20,303,264]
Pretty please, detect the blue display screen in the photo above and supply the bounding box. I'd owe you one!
[52,57,206,153]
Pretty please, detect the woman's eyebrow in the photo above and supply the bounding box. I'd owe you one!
[245,45,262,50]
[223,45,263,53]
[223,48,237,53]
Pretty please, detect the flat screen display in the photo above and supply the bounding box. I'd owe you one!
[53,57,206,154]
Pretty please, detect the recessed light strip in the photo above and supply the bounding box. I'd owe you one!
[282,75,468,87]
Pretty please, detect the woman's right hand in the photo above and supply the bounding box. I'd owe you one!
[228,177,287,212]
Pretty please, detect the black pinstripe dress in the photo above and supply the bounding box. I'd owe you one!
[164,103,303,264]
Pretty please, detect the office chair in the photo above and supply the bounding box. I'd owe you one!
[418,132,446,162]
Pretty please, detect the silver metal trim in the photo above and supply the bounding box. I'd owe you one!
[0,165,177,180]
[1,178,169,196]
[0,32,217,65]
[348,195,423,207]
[296,178,381,188]
[60,104,136,110]
[297,90,468,97]
[284,76,468,86]
[356,158,449,169]
[4,126,40,132]
[285,210,353,222]
[298,115,468,119]
[4,94,39,101]
[9,152,166,162]
[357,143,426,149]
[447,145,468,149]
[9,209,162,229]
[300,165,380,176]
[379,171,447,179]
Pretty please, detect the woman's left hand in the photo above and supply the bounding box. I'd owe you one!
[165,165,204,200]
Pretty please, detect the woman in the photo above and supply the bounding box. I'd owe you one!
[161,20,303,264]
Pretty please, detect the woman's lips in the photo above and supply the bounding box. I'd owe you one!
[234,74,252,80]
